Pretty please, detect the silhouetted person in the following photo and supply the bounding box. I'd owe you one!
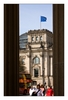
[23,89,27,96]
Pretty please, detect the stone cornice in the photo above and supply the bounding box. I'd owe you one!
[19,29,53,39]
[28,41,47,44]
[27,29,53,36]
[19,48,53,53]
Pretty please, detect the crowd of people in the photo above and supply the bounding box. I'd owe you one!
[22,84,54,96]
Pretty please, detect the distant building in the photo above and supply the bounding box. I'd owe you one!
[19,29,53,87]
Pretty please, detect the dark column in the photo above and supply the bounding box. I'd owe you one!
[4,4,19,96]
[53,4,64,96]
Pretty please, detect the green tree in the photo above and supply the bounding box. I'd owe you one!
[19,64,26,78]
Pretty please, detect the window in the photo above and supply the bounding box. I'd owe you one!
[36,36,38,41]
[33,57,40,64]
[34,69,38,77]
[40,36,42,41]
[32,37,34,41]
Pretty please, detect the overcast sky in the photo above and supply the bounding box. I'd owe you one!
[19,4,53,35]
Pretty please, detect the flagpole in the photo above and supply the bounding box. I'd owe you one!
[40,16,41,30]
[40,16,47,30]
[40,21,41,30]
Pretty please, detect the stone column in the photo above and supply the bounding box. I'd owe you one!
[53,4,64,96]
[4,4,19,96]
[40,42,45,84]
[49,56,53,86]
[28,45,31,75]
[50,56,53,76]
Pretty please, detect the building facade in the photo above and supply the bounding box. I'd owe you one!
[19,29,53,87]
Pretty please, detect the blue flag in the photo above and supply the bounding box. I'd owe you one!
[41,16,47,22]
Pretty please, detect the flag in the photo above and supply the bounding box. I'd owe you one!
[41,16,47,22]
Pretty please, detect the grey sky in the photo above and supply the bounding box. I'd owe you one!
[19,4,53,35]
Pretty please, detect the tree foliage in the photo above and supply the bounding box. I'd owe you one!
[19,60,28,78]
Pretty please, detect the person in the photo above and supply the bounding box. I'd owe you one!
[36,84,44,96]
[29,86,35,96]
[45,85,54,96]
[31,85,40,96]
[23,89,27,96]
[31,84,43,96]
[40,85,45,96]
[32,91,37,96]
[27,87,30,95]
